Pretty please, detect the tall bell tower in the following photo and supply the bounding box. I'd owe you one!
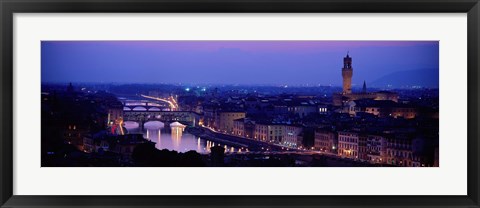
[342,52,353,94]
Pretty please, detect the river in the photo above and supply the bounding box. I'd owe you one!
[124,121,239,154]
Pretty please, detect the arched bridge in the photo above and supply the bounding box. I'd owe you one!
[123,110,201,127]
[123,106,167,112]
[122,95,179,111]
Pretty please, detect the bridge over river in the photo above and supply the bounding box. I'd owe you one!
[123,110,201,127]
[119,94,200,126]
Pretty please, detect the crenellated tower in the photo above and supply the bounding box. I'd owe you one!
[342,53,353,94]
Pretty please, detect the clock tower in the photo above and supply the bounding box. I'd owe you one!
[342,53,353,94]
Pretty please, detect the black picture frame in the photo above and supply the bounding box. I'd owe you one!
[1,0,479,207]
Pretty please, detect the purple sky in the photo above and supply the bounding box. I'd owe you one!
[41,41,439,86]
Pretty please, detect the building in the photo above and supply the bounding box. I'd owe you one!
[233,118,257,139]
[366,134,387,164]
[346,99,418,119]
[217,111,246,134]
[342,53,353,94]
[332,53,399,106]
[202,104,219,129]
[107,105,123,126]
[254,123,269,141]
[287,102,318,118]
[269,124,285,143]
[385,133,416,166]
[283,125,303,147]
[358,134,368,161]
[244,120,256,139]
[244,96,261,115]
[253,122,302,146]
[338,131,359,159]
[64,123,89,151]
[254,123,285,143]
[314,128,338,154]
[202,103,246,133]
[317,104,329,114]
[233,118,245,137]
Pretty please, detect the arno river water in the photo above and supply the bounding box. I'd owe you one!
[124,121,238,154]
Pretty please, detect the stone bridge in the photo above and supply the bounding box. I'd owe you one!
[123,110,201,127]
[123,105,167,112]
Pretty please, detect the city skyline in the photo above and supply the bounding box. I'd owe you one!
[41,41,440,167]
[41,41,439,87]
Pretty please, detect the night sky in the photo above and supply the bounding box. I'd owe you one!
[41,41,439,87]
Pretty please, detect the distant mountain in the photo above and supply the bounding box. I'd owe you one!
[369,68,439,88]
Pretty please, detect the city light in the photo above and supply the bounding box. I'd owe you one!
[140,94,178,110]
[42,42,439,168]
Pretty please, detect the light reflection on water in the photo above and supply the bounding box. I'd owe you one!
[124,121,235,154]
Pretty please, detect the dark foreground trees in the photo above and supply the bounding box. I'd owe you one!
[132,143,206,167]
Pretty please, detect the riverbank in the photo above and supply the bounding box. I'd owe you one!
[186,127,249,148]
[187,126,295,152]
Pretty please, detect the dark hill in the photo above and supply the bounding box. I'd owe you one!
[369,68,439,88]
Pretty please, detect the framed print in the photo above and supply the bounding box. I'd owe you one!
[1,0,479,207]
